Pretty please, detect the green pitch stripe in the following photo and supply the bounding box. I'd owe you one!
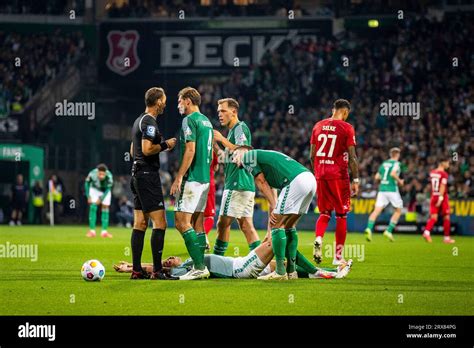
[223,190,233,216]
[279,185,290,214]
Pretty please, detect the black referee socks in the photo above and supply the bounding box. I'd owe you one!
[151,228,166,272]
[131,229,145,272]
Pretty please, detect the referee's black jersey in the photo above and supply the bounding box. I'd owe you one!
[131,112,163,170]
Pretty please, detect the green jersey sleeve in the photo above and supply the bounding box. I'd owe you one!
[377,164,384,176]
[105,171,113,189]
[234,123,250,146]
[242,151,262,177]
[182,117,197,142]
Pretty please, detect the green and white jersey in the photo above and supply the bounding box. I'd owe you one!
[179,111,214,183]
[241,150,309,190]
[378,159,401,192]
[170,255,234,279]
[85,168,113,195]
[224,121,255,192]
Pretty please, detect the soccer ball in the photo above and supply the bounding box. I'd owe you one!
[81,259,105,281]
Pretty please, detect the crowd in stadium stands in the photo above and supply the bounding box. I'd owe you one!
[173,14,473,213]
[0,0,435,18]
[105,0,309,18]
[0,0,84,15]
[0,30,86,117]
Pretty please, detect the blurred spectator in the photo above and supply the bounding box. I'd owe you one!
[9,173,28,225]
[31,180,44,224]
[116,195,133,228]
[47,174,63,224]
[0,29,87,118]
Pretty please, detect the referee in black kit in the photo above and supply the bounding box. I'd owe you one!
[129,87,177,280]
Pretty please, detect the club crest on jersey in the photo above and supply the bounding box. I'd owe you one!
[146,126,156,137]
[237,133,247,144]
[106,30,141,76]
[184,127,192,136]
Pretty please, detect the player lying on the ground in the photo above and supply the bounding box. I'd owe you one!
[234,147,317,281]
[85,163,113,238]
[364,147,404,242]
[114,237,352,280]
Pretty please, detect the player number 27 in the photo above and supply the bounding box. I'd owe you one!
[316,134,337,158]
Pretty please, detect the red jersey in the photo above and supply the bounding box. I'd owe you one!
[429,169,448,198]
[310,118,356,180]
[204,152,219,217]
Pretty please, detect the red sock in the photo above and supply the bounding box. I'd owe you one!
[335,215,347,260]
[315,213,330,238]
[424,218,436,232]
[443,218,451,237]
[204,217,214,235]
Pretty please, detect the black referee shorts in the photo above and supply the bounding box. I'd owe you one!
[130,171,165,213]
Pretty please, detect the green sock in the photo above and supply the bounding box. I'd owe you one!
[182,229,204,270]
[285,228,298,273]
[295,265,308,277]
[101,209,109,230]
[387,221,397,233]
[296,250,317,274]
[367,219,375,231]
[248,240,261,251]
[213,239,228,256]
[196,232,206,255]
[89,204,97,230]
[271,228,287,275]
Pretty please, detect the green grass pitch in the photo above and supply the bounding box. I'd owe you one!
[0,225,473,315]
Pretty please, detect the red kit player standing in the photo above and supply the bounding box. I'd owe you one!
[422,158,455,244]
[203,151,219,251]
[310,99,359,265]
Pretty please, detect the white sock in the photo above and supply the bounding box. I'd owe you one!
[423,230,430,236]
[316,236,322,244]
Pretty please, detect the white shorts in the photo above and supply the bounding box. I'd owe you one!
[88,187,111,206]
[174,181,210,213]
[274,171,316,215]
[232,250,266,279]
[219,190,255,218]
[375,191,403,209]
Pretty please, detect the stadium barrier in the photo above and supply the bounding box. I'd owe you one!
[162,198,473,235]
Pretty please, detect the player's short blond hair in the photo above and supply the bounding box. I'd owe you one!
[218,98,239,111]
[389,147,401,157]
[178,87,201,106]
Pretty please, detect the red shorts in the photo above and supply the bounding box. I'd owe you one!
[204,180,216,218]
[429,196,450,216]
[316,178,351,215]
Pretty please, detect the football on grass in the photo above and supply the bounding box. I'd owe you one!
[81,260,105,281]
